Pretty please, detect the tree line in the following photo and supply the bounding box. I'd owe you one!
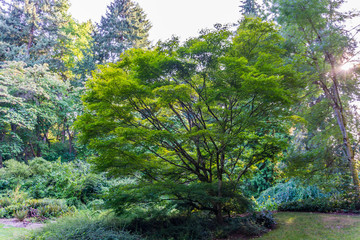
[0,0,150,165]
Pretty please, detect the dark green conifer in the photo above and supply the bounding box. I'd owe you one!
[240,0,258,16]
[93,0,151,63]
[0,0,70,70]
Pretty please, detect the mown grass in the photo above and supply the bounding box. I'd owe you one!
[0,224,29,240]
[259,212,360,240]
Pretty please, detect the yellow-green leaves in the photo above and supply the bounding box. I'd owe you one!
[154,84,195,105]
[75,18,302,218]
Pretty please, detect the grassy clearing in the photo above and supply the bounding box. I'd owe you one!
[0,224,29,240]
[259,212,360,240]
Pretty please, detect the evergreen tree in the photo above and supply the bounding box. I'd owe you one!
[0,0,70,71]
[93,0,151,63]
[240,0,258,16]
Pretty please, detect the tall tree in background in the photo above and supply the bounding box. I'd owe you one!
[60,18,94,83]
[240,0,258,16]
[0,0,70,71]
[269,0,360,199]
[0,62,70,165]
[93,0,151,64]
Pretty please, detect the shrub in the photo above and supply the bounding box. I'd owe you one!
[4,204,24,217]
[0,195,72,220]
[0,208,8,218]
[14,209,29,221]
[125,213,214,240]
[0,179,10,190]
[120,208,275,240]
[86,199,105,210]
[22,212,141,240]
[106,181,252,219]
[252,195,278,211]
[0,158,111,206]
[25,199,44,209]
[278,197,359,213]
[9,185,29,204]
[254,210,276,229]
[256,179,327,210]
[0,197,12,207]
[2,159,31,178]
[215,211,276,238]
[38,205,61,218]
[28,158,51,175]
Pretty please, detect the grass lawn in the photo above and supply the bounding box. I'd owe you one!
[259,212,360,240]
[0,224,29,240]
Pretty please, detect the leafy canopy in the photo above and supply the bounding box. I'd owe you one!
[76,18,303,219]
[0,62,69,161]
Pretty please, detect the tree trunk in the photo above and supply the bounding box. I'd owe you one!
[333,107,360,199]
[24,145,29,163]
[36,143,42,157]
[215,152,225,224]
[66,125,75,156]
[29,143,36,158]
[317,66,360,200]
[215,205,224,224]
[319,77,360,199]
[0,132,3,168]
[27,20,35,55]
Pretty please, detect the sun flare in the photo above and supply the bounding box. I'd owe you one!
[341,62,354,71]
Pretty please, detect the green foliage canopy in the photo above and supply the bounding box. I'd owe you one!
[76,18,303,221]
[0,62,70,163]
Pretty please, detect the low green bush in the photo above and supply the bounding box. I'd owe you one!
[254,210,276,228]
[14,209,29,221]
[278,197,359,213]
[257,179,327,207]
[0,208,7,218]
[125,213,214,240]
[0,158,111,206]
[0,191,73,220]
[86,199,105,210]
[0,197,12,207]
[3,204,23,218]
[252,195,278,211]
[22,212,141,240]
[120,209,275,240]
[216,211,276,238]
[1,159,31,178]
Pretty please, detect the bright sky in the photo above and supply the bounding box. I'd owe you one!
[69,0,360,44]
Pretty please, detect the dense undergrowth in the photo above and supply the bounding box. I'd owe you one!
[22,212,140,240]
[0,158,111,220]
[1,157,357,240]
[1,157,358,239]
[21,210,276,240]
[0,158,109,205]
[0,157,277,239]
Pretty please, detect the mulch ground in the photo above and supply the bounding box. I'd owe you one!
[0,218,44,229]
